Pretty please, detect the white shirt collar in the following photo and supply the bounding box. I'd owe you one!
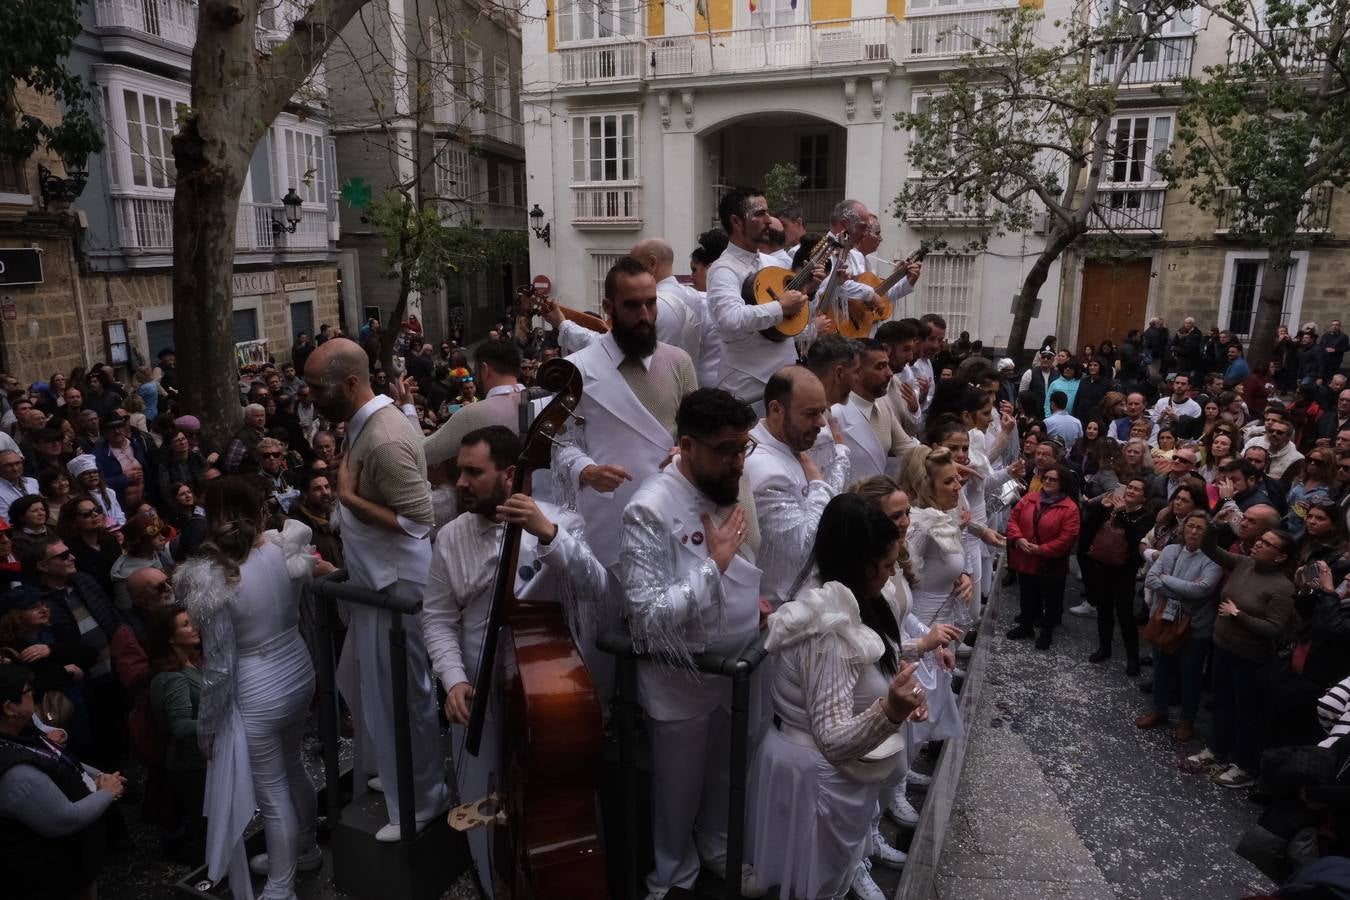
[847,391,876,415]
[485,383,525,399]
[347,394,393,446]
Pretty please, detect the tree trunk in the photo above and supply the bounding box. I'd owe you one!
[171,1,260,448]
[1246,245,1292,374]
[1006,222,1082,365]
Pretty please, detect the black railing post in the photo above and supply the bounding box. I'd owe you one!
[389,611,417,843]
[312,578,342,827]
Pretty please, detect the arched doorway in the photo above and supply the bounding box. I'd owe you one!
[699,113,848,229]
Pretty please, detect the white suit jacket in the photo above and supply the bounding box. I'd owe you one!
[619,465,762,720]
[555,333,689,569]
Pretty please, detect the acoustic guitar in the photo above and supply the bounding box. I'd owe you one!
[831,247,929,339]
[520,287,610,334]
[740,231,846,342]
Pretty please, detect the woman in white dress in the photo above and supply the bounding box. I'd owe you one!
[746,494,927,900]
[890,446,972,821]
[848,476,962,897]
[178,477,328,900]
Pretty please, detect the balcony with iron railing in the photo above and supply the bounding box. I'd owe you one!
[113,195,332,254]
[902,178,993,227]
[572,183,643,228]
[905,10,1014,62]
[92,0,197,51]
[1230,24,1330,73]
[473,109,525,148]
[645,16,900,79]
[1089,187,1166,232]
[1214,184,1332,234]
[1094,35,1195,85]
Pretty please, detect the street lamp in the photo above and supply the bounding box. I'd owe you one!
[528,203,551,247]
[271,188,304,236]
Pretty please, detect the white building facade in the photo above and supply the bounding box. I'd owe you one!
[518,0,1068,346]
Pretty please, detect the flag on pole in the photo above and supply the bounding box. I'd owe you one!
[749,0,757,11]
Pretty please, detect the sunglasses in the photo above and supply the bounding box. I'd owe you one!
[43,548,74,562]
[261,451,284,459]
[77,508,102,518]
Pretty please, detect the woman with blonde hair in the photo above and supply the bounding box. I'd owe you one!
[890,446,971,821]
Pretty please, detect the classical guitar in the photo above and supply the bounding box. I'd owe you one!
[740,231,846,342]
[832,246,929,339]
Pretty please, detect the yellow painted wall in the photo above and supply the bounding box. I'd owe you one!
[812,0,852,21]
[547,0,555,51]
[887,0,905,18]
[1019,0,1043,8]
[647,0,665,36]
[696,0,733,32]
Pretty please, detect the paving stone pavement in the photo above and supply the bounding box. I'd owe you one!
[932,579,1278,900]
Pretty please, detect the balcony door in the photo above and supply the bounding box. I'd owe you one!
[735,0,809,65]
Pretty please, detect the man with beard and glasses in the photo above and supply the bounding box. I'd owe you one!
[834,338,919,482]
[746,366,849,609]
[619,388,766,899]
[302,338,449,842]
[422,426,607,898]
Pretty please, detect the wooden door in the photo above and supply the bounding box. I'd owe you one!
[1079,258,1152,350]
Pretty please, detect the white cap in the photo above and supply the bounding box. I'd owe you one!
[67,454,98,478]
[997,357,1015,371]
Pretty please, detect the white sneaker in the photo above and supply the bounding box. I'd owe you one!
[870,828,907,869]
[1068,602,1096,617]
[885,786,920,827]
[374,816,435,842]
[849,859,887,900]
[367,776,384,793]
[247,844,322,876]
[700,861,766,898]
[1185,747,1220,766]
[906,769,933,790]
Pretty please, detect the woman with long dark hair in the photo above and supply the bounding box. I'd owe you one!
[746,494,927,900]
[146,603,207,862]
[177,477,320,898]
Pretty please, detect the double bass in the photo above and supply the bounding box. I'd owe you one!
[462,358,608,898]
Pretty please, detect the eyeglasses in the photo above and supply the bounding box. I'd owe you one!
[42,548,73,562]
[691,435,758,460]
[1175,456,1196,465]
[260,451,284,459]
[1252,536,1286,552]
[77,508,102,519]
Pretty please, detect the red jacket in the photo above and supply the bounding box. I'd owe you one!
[1006,493,1081,575]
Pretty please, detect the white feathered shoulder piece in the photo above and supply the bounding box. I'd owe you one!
[176,555,235,625]
[266,519,317,582]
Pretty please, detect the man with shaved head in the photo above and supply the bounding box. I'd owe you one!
[746,366,849,608]
[632,237,720,387]
[303,338,448,841]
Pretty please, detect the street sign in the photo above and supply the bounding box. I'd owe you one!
[532,275,551,295]
[0,248,43,287]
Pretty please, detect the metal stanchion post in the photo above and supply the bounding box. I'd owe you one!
[312,581,342,827]
[388,612,417,843]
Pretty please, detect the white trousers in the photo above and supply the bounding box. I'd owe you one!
[237,636,316,900]
[450,715,499,899]
[646,706,732,893]
[338,593,448,825]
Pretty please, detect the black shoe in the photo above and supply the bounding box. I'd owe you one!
[1088,649,1111,664]
[1138,680,1153,694]
[1034,630,1053,650]
[1006,624,1034,640]
[1125,660,1141,677]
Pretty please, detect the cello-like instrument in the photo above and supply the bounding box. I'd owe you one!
[463,358,608,899]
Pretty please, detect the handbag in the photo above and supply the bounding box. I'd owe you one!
[1142,599,1191,653]
[1087,515,1130,567]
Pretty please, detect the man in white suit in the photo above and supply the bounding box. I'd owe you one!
[706,186,809,411]
[833,338,919,481]
[746,367,849,608]
[422,425,609,897]
[619,388,765,899]
[553,257,700,572]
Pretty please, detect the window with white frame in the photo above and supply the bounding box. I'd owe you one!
[463,41,484,109]
[590,252,628,311]
[275,125,327,205]
[1103,113,1172,186]
[916,255,975,335]
[1219,252,1306,340]
[556,0,640,42]
[427,23,456,115]
[571,112,637,184]
[435,142,472,201]
[492,57,511,114]
[123,88,182,190]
